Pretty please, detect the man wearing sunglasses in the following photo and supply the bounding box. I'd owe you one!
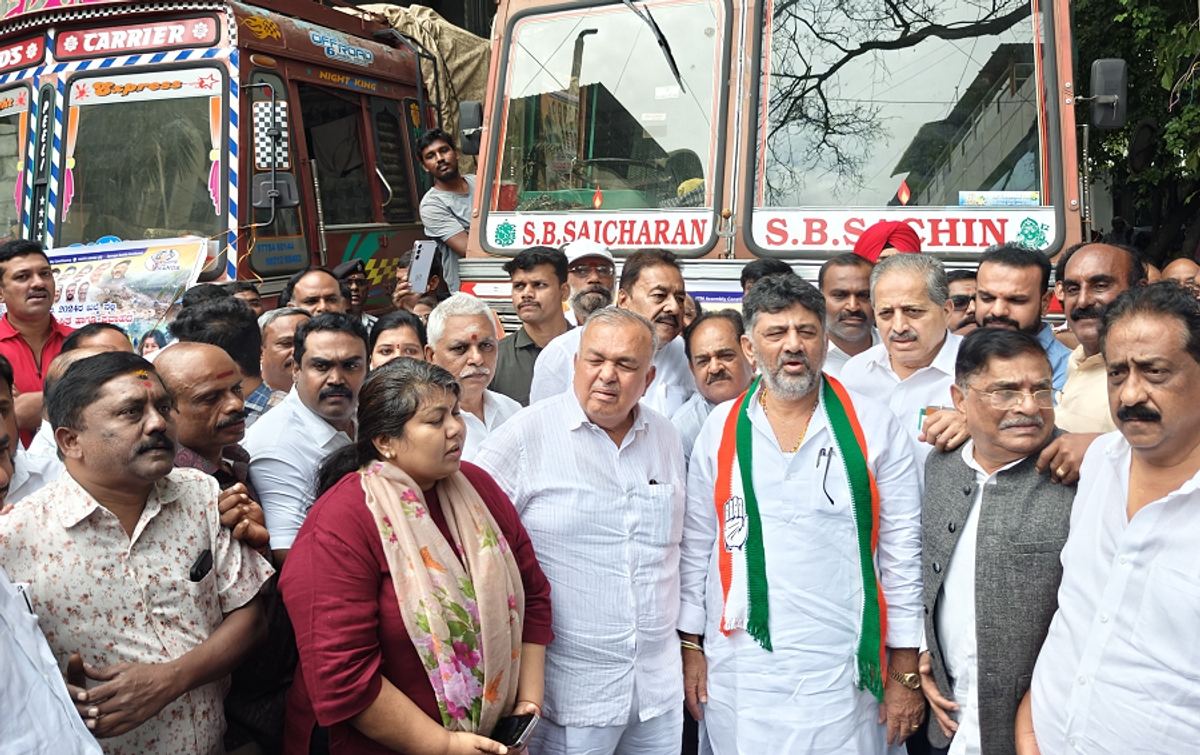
[946,269,978,336]
[562,239,617,326]
[920,328,1075,755]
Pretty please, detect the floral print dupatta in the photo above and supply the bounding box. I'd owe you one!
[360,461,525,734]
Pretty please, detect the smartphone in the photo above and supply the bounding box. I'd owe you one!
[189,549,213,582]
[490,713,539,750]
[408,240,437,294]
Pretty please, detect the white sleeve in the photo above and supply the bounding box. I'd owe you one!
[872,414,925,648]
[247,452,314,551]
[678,408,722,635]
[529,339,573,404]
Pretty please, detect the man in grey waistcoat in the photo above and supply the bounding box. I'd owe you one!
[919,327,1076,755]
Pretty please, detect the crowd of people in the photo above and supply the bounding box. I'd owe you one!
[0,193,1198,755]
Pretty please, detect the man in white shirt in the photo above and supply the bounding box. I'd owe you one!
[819,253,879,378]
[244,312,366,565]
[671,309,754,467]
[1019,282,1200,754]
[475,307,687,755]
[531,249,696,417]
[425,293,521,461]
[842,253,961,449]
[680,273,924,754]
[919,328,1075,755]
[1053,242,1145,434]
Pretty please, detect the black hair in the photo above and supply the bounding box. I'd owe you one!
[180,283,231,309]
[139,329,166,355]
[168,296,263,378]
[280,266,341,309]
[414,128,457,159]
[946,268,978,285]
[223,280,260,296]
[292,311,368,367]
[369,310,428,353]
[1054,241,1145,290]
[954,328,1051,387]
[739,258,793,291]
[683,308,744,362]
[315,358,460,497]
[742,273,826,332]
[0,354,13,394]
[979,242,1052,293]
[503,245,569,285]
[61,322,129,353]
[0,239,49,279]
[817,253,872,290]
[1101,282,1200,365]
[47,351,159,432]
[619,248,681,293]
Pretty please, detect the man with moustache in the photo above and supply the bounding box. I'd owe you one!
[819,253,878,378]
[919,329,1075,755]
[245,312,366,565]
[332,259,377,331]
[0,239,74,446]
[416,128,473,291]
[1018,283,1200,754]
[281,267,346,316]
[0,352,274,754]
[680,274,924,753]
[258,307,310,393]
[1160,257,1199,292]
[531,248,696,417]
[475,308,688,755]
[946,269,978,336]
[842,254,962,452]
[492,246,572,406]
[974,244,1072,391]
[562,239,617,325]
[672,309,755,466]
[1054,243,1145,434]
[425,293,520,460]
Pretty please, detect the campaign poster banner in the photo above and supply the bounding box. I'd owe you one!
[45,237,207,348]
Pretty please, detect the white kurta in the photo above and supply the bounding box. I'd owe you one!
[679,379,923,754]
[460,389,521,462]
[529,327,696,417]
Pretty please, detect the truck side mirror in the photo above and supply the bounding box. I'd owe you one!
[251,172,300,209]
[459,100,483,155]
[1091,59,1127,130]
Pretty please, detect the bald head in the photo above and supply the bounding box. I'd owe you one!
[1163,258,1200,288]
[44,347,110,408]
[155,342,247,461]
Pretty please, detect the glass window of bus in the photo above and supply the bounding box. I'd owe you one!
[493,0,722,212]
[58,69,226,246]
[370,97,417,224]
[0,86,29,241]
[755,0,1045,209]
[296,82,374,227]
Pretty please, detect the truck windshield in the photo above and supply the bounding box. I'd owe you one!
[493,0,722,212]
[756,0,1045,208]
[57,68,225,245]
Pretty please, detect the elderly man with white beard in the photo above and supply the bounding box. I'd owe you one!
[425,293,521,461]
[680,274,924,754]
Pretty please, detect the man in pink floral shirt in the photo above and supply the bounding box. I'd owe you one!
[0,351,274,755]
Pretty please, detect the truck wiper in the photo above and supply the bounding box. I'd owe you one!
[620,0,686,94]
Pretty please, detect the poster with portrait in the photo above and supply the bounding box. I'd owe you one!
[45,237,208,349]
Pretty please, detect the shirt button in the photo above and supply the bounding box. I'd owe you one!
[1100,613,1109,623]
[1078,676,1086,685]
[948,521,957,533]
[962,486,972,496]
[1119,556,1128,565]
[1069,738,1076,747]
[933,562,942,574]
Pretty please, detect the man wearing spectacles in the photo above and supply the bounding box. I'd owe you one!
[946,269,978,336]
[332,259,377,331]
[920,327,1075,755]
[562,239,617,326]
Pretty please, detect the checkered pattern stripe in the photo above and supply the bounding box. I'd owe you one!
[252,100,289,170]
[366,255,402,286]
[0,2,224,36]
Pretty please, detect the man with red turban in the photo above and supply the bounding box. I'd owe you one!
[853,220,922,263]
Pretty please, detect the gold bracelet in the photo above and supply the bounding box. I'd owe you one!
[680,639,704,653]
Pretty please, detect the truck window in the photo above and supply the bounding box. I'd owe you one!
[492,0,722,213]
[296,82,373,226]
[370,97,417,224]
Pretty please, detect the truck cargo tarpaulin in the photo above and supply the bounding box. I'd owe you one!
[43,237,208,346]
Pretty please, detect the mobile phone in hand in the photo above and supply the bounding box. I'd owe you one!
[490,713,539,750]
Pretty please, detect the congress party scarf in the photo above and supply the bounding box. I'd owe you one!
[713,374,888,701]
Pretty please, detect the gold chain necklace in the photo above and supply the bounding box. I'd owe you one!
[759,387,817,453]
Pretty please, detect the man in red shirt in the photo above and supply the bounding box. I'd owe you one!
[0,240,73,447]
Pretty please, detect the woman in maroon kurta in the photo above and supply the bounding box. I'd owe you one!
[280,359,552,754]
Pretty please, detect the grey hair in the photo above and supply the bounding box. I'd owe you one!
[870,253,949,306]
[258,306,310,334]
[582,306,660,354]
[426,292,497,347]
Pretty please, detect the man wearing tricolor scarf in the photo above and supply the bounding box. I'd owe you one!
[678,274,925,754]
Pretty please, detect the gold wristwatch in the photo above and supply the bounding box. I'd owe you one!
[889,667,921,690]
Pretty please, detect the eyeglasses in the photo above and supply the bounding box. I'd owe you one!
[970,387,1054,410]
[568,263,615,277]
[950,294,972,311]
[346,277,367,288]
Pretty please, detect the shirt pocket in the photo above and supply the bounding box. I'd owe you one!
[660,385,691,417]
[178,567,224,637]
[1132,561,1200,682]
[635,483,678,547]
